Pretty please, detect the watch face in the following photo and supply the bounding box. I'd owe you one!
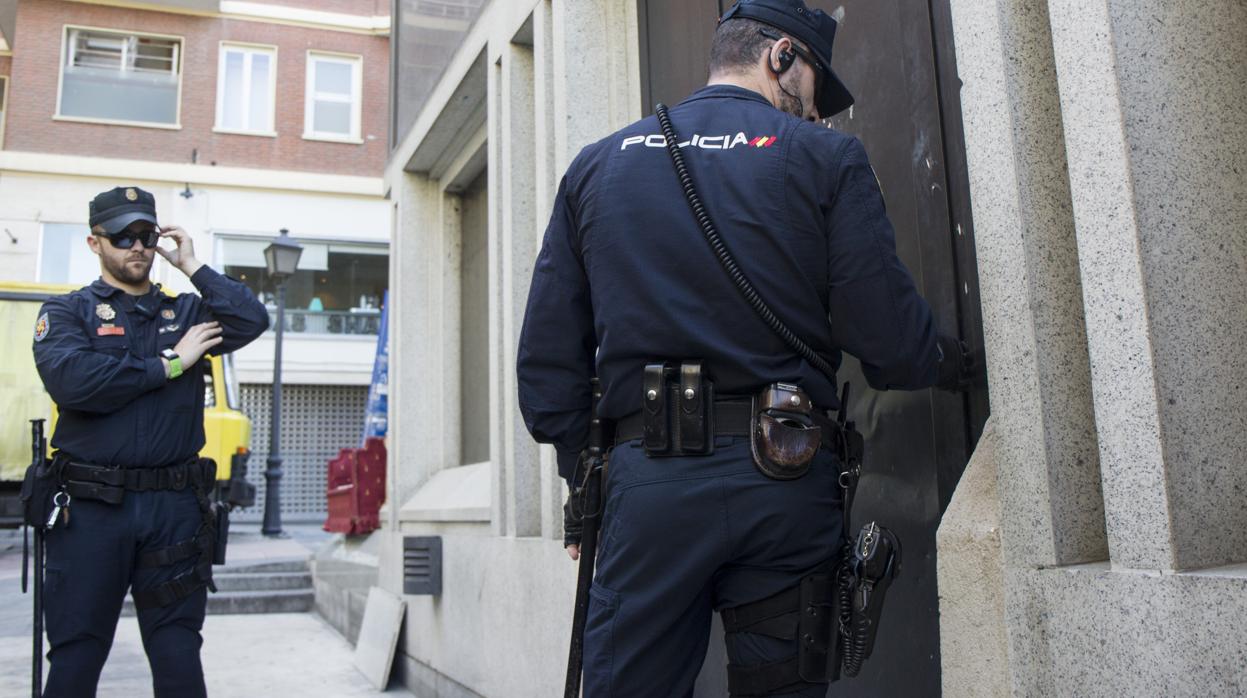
[162,348,178,360]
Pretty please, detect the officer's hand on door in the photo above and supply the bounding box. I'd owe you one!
[155,225,205,277]
[171,322,224,369]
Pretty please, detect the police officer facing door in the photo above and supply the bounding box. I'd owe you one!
[518,0,975,695]
[31,186,268,697]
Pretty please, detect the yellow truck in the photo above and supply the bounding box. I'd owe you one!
[0,281,255,524]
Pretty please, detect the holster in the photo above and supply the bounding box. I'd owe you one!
[196,458,229,566]
[838,522,902,678]
[212,501,230,566]
[750,383,821,480]
[19,453,64,529]
[643,361,714,457]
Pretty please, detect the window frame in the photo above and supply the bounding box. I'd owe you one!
[0,74,8,149]
[213,41,279,138]
[303,50,363,144]
[54,24,185,130]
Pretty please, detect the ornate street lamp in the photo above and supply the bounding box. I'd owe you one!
[261,228,302,537]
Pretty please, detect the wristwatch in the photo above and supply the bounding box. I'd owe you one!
[161,348,183,380]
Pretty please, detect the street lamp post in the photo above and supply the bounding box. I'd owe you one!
[261,228,302,537]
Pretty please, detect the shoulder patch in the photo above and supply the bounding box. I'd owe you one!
[34,313,50,342]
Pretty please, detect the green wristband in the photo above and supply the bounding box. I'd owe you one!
[167,357,183,380]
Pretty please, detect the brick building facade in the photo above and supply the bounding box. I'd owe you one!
[5,0,389,176]
[0,0,396,522]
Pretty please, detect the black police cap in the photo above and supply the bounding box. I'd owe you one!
[721,0,855,117]
[89,186,158,235]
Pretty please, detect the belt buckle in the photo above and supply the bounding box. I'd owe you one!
[171,466,188,490]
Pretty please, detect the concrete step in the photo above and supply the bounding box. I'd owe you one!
[120,557,314,616]
[215,556,310,575]
[122,588,315,616]
[205,588,314,615]
[214,571,312,592]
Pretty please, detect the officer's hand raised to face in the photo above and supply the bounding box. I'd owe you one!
[167,322,224,374]
[155,225,205,278]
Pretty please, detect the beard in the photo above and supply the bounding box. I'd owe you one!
[103,252,153,285]
[777,74,807,120]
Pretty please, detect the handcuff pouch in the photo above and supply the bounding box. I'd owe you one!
[750,383,821,480]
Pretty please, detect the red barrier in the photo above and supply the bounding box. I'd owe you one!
[323,437,387,535]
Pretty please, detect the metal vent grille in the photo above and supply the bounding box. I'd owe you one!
[403,537,443,595]
[234,383,368,523]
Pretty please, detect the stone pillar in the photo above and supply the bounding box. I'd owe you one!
[1048,0,1247,571]
[533,0,567,542]
[936,420,1008,697]
[499,38,542,538]
[943,0,1106,692]
[387,172,463,536]
[551,0,641,172]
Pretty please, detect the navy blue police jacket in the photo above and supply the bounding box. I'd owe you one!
[517,84,940,482]
[33,266,269,468]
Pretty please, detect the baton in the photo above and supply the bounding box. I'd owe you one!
[30,419,45,698]
[564,379,607,697]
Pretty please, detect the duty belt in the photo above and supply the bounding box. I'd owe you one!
[62,459,203,504]
[56,456,219,610]
[614,398,849,453]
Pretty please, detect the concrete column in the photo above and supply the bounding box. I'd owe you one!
[551,0,641,171]
[1048,0,1247,571]
[936,420,1009,697]
[487,53,506,537]
[388,172,463,530]
[500,39,542,538]
[947,0,1106,570]
[533,0,566,542]
[943,0,1107,692]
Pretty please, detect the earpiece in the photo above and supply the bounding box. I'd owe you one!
[775,48,796,74]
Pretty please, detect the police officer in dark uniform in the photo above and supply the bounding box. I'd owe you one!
[31,186,269,697]
[518,1,975,695]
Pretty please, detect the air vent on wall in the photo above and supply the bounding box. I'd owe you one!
[403,536,443,596]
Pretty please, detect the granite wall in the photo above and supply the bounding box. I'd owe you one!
[940,0,1247,694]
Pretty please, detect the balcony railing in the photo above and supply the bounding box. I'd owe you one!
[265,308,381,336]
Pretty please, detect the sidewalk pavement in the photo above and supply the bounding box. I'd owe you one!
[0,524,413,697]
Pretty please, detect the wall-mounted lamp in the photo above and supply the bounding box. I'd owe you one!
[180,184,194,199]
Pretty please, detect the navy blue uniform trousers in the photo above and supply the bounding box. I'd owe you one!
[42,488,208,698]
[584,437,843,697]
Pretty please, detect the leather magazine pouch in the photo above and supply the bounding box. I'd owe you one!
[750,383,821,480]
[678,362,713,454]
[643,361,714,456]
[642,363,671,454]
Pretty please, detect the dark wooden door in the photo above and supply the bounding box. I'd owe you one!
[638,1,989,695]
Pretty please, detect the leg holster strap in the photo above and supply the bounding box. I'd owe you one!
[131,559,213,611]
[138,530,213,569]
[724,572,839,696]
[727,656,803,697]
[722,586,800,640]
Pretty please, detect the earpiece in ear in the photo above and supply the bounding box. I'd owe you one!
[776,48,796,73]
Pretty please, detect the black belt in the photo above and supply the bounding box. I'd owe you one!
[62,459,203,504]
[615,399,753,445]
[615,399,847,453]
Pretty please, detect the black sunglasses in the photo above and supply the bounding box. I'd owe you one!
[98,226,160,250]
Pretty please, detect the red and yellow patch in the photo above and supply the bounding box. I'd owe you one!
[33,313,49,342]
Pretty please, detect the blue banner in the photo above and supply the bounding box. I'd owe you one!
[362,290,389,444]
